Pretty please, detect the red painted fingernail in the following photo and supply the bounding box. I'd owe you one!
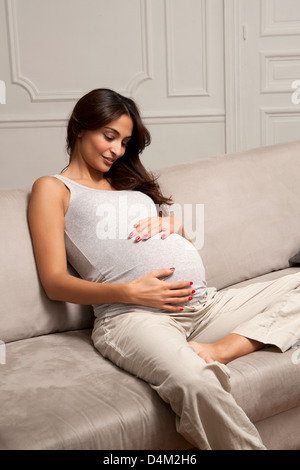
[135,236,141,241]
[129,232,134,237]
[161,233,166,239]
[143,234,149,240]
[180,308,184,311]
[170,267,175,271]
[190,281,193,285]
[192,290,195,294]
[188,296,193,301]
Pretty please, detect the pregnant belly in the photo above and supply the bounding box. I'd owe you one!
[105,233,207,301]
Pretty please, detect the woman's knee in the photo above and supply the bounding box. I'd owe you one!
[154,359,231,406]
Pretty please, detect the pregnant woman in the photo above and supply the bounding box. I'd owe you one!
[29,88,300,450]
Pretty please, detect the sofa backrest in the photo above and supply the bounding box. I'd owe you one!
[0,190,94,343]
[158,140,300,290]
[1,141,299,343]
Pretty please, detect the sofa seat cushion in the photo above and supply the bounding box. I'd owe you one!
[1,320,299,450]
[0,329,190,450]
[228,347,300,423]
[225,267,300,423]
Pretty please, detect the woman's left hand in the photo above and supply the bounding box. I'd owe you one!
[129,216,183,242]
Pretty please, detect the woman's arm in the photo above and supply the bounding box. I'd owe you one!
[28,178,193,312]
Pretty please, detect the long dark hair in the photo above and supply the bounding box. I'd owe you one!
[66,89,172,206]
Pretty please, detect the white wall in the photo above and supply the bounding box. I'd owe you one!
[0,0,300,189]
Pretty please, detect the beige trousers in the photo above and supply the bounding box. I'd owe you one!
[92,273,300,450]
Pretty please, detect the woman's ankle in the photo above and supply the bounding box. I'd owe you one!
[189,334,264,365]
[214,334,264,363]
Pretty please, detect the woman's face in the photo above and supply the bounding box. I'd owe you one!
[74,114,133,173]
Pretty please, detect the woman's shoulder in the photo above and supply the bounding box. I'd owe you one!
[31,175,67,193]
[31,175,70,209]
[30,176,71,216]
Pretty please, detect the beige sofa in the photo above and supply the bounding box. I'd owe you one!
[0,140,300,450]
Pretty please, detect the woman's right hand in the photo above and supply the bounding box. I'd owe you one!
[126,268,195,311]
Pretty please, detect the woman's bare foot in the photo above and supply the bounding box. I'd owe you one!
[188,341,227,364]
[189,334,264,365]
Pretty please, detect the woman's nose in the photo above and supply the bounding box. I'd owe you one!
[111,141,124,157]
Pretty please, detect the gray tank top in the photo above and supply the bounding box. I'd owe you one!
[53,174,207,319]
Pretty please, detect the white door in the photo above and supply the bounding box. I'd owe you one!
[225,0,300,152]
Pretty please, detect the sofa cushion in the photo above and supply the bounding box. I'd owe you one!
[229,346,300,423]
[1,326,299,450]
[226,266,300,289]
[0,189,94,343]
[254,406,300,450]
[158,141,300,290]
[0,329,190,450]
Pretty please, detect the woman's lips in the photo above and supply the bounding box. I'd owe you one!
[102,156,115,166]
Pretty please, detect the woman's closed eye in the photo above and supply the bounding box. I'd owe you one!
[104,134,129,147]
[104,134,114,142]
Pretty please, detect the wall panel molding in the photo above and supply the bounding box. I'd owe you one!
[0,0,227,188]
[261,50,300,93]
[223,0,243,153]
[0,115,67,128]
[165,0,208,97]
[260,106,300,145]
[5,0,153,101]
[261,0,300,36]
[0,111,225,128]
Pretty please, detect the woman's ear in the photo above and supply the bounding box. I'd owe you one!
[72,123,83,139]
